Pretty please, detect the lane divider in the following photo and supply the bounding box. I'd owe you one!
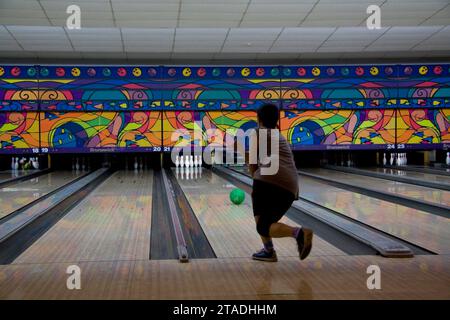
[161,169,189,263]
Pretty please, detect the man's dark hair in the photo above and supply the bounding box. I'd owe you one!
[257,103,279,129]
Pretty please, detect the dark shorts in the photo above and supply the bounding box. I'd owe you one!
[251,179,295,223]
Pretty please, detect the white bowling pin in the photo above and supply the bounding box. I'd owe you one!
[35,157,40,169]
[190,156,194,168]
[383,153,387,166]
[11,157,15,170]
[397,153,401,166]
[13,157,18,170]
[75,158,80,171]
[175,155,179,167]
[446,152,450,166]
[199,155,203,167]
[180,155,184,167]
[193,155,198,167]
[187,155,191,167]
[390,153,394,166]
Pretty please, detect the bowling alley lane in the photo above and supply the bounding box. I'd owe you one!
[363,167,450,185]
[297,175,450,254]
[174,168,345,259]
[304,168,450,208]
[0,170,32,182]
[13,170,153,264]
[0,171,84,220]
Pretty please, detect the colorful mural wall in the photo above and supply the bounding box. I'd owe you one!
[0,64,449,153]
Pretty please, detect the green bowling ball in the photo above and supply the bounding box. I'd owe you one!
[230,188,245,205]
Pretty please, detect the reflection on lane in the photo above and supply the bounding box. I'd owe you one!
[0,170,34,182]
[304,168,450,207]
[298,175,450,254]
[0,171,84,219]
[175,168,345,258]
[365,167,450,185]
[14,170,154,264]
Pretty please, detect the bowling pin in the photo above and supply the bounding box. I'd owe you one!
[75,158,80,171]
[199,155,202,167]
[390,153,394,166]
[383,153,387,166]
[190,156,194,168]
[193,155,198,167]
[446,152,450,166]
[175,155,179,167]
[14,157,19,170]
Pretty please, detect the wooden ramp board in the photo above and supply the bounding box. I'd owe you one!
[12,170,153,264]
[0,171,84,220]
[0,255,448,299]
[297,175,450,254]
[174,169,345,259]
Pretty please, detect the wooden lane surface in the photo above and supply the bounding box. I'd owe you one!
[12,170,153,264]
[0,255,448,299]
[0,171,84,220]
[0,170,30,182]
[174,169,345,259]
[297,175,450,254]
[305,168,450,208]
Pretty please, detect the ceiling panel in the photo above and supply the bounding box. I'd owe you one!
[0,0,448,62]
